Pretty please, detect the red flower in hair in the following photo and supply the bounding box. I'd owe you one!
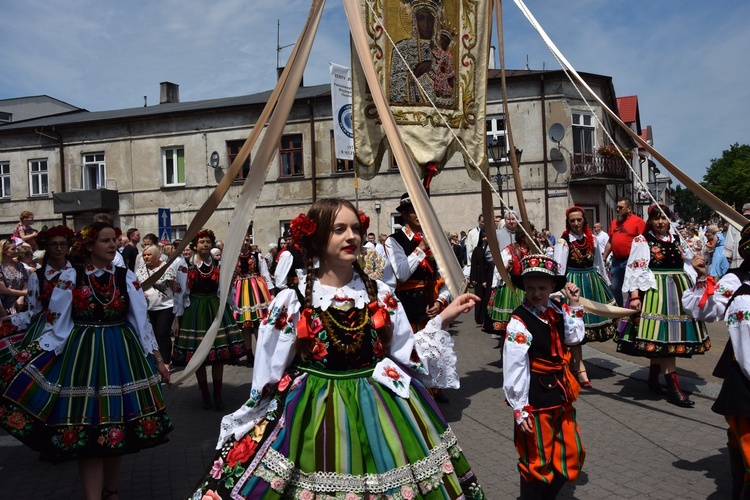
[290,213,317,247]
[358,211,370,234]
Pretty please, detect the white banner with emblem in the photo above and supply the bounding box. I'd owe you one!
[329,62,354,160]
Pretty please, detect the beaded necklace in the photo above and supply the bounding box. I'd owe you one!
[87,271,116,306]
[319,305,370,356]
[195,256,214,277]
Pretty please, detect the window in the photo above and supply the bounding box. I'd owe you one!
[0,162,10,198]
[163,147,185,186]
[486,115,508,162]
[227,140,251,181]
[83,152,106,190]
[279,134,303,177]
[29,159,49,196]
[331,131,353,173]
[0,112,10,123]
[171,225,186,242]
[572,112,595,155]
[279,221,291,239]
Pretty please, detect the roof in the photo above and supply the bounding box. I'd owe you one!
[0,84,332,132]
[616,95,639,124]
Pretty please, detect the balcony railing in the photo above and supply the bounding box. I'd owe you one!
[570,153,630,181]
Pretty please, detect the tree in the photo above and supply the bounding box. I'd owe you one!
[701,143,750,211]
[671,185,711,222]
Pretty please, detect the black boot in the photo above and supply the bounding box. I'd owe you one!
[728,436,746,500]
[245,348,255,367]
[647,364,666,394]
[213,379,226,411]
[665,372,694,407]
[520,479,546,499]
[198,380,212,409]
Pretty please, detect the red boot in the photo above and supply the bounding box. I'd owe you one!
[665,372,694,407]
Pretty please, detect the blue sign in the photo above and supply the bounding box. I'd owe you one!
[158,208,172,242]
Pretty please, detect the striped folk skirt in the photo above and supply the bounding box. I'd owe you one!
[172,293,244,366]
[233,276,272,328]
[483,284,524,338]
[566,267,617,342]
[190,366,486,499]
[616,269,711,358]
[0,321,172,461]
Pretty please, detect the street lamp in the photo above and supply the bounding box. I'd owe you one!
[487,137,505,193]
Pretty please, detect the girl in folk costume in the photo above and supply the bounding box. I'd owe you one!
[553,206,617,388]
[483,230,530,343]
[503,255,586,499]
[683,222,750,497]
[173,229,244,410]
[0,226,75,353]
[0,222,172,500]
[191,198,486,499]
[233,233,274,366]
[616,204,710,407]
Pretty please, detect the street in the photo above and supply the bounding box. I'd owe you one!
[0,320,732,499]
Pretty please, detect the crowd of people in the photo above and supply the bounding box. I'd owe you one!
[0,198,748,499]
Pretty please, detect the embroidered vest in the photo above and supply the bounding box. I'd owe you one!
[513,304,570,410]
[72,265,129,324]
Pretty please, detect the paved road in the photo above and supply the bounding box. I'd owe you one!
[0,319,733,499]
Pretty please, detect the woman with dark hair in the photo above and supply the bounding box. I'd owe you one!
[470,230,493,325]
[553,206,617,388]
[616,204,710,407]
[483,229,530,344]
[0,222,172,499]
[1,226,74,350]
[172,229,244,410]
[191,198,485,499]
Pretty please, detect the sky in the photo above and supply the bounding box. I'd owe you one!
[1,0,748,185]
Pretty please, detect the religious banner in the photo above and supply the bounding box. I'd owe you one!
[351,0,491,181]
[329,62,354,160]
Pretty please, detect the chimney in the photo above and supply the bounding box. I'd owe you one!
[160,82,180,104]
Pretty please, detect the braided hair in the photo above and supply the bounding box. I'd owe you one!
[295,198,388,356]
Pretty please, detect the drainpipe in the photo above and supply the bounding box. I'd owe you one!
[540,74,550,228]
[308,98,317,203]
[36,128,67,226]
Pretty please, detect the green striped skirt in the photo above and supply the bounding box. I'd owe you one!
[567,267,617,342]
[191,365,485,499]
[482,284,524,337]
[173,292,245,366]
[616,269,711,358]
[0,321,172,461]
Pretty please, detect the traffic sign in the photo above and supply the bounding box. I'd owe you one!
[158,208,172,242]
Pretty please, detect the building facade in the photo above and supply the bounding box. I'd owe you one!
[0,71,659,247]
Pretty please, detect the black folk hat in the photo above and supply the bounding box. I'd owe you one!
[511,254,567,292]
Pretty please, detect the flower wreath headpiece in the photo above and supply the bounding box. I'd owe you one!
[195,229,215,243]
[358,211,370,234]
[290,213,317,248]
[38,225,75,248]
[72,226,98,254]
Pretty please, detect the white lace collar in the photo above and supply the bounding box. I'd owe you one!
[567,231,585,242]
[45,261,72,278]
[295,272,371,311]
[649,230,673,243]
[84,262,115,276]
[194,255,214,268]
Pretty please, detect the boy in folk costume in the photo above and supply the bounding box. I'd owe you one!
[683,222,750,498]
[503,255,586,499]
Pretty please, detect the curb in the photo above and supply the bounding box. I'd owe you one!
[582,345,721,401]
